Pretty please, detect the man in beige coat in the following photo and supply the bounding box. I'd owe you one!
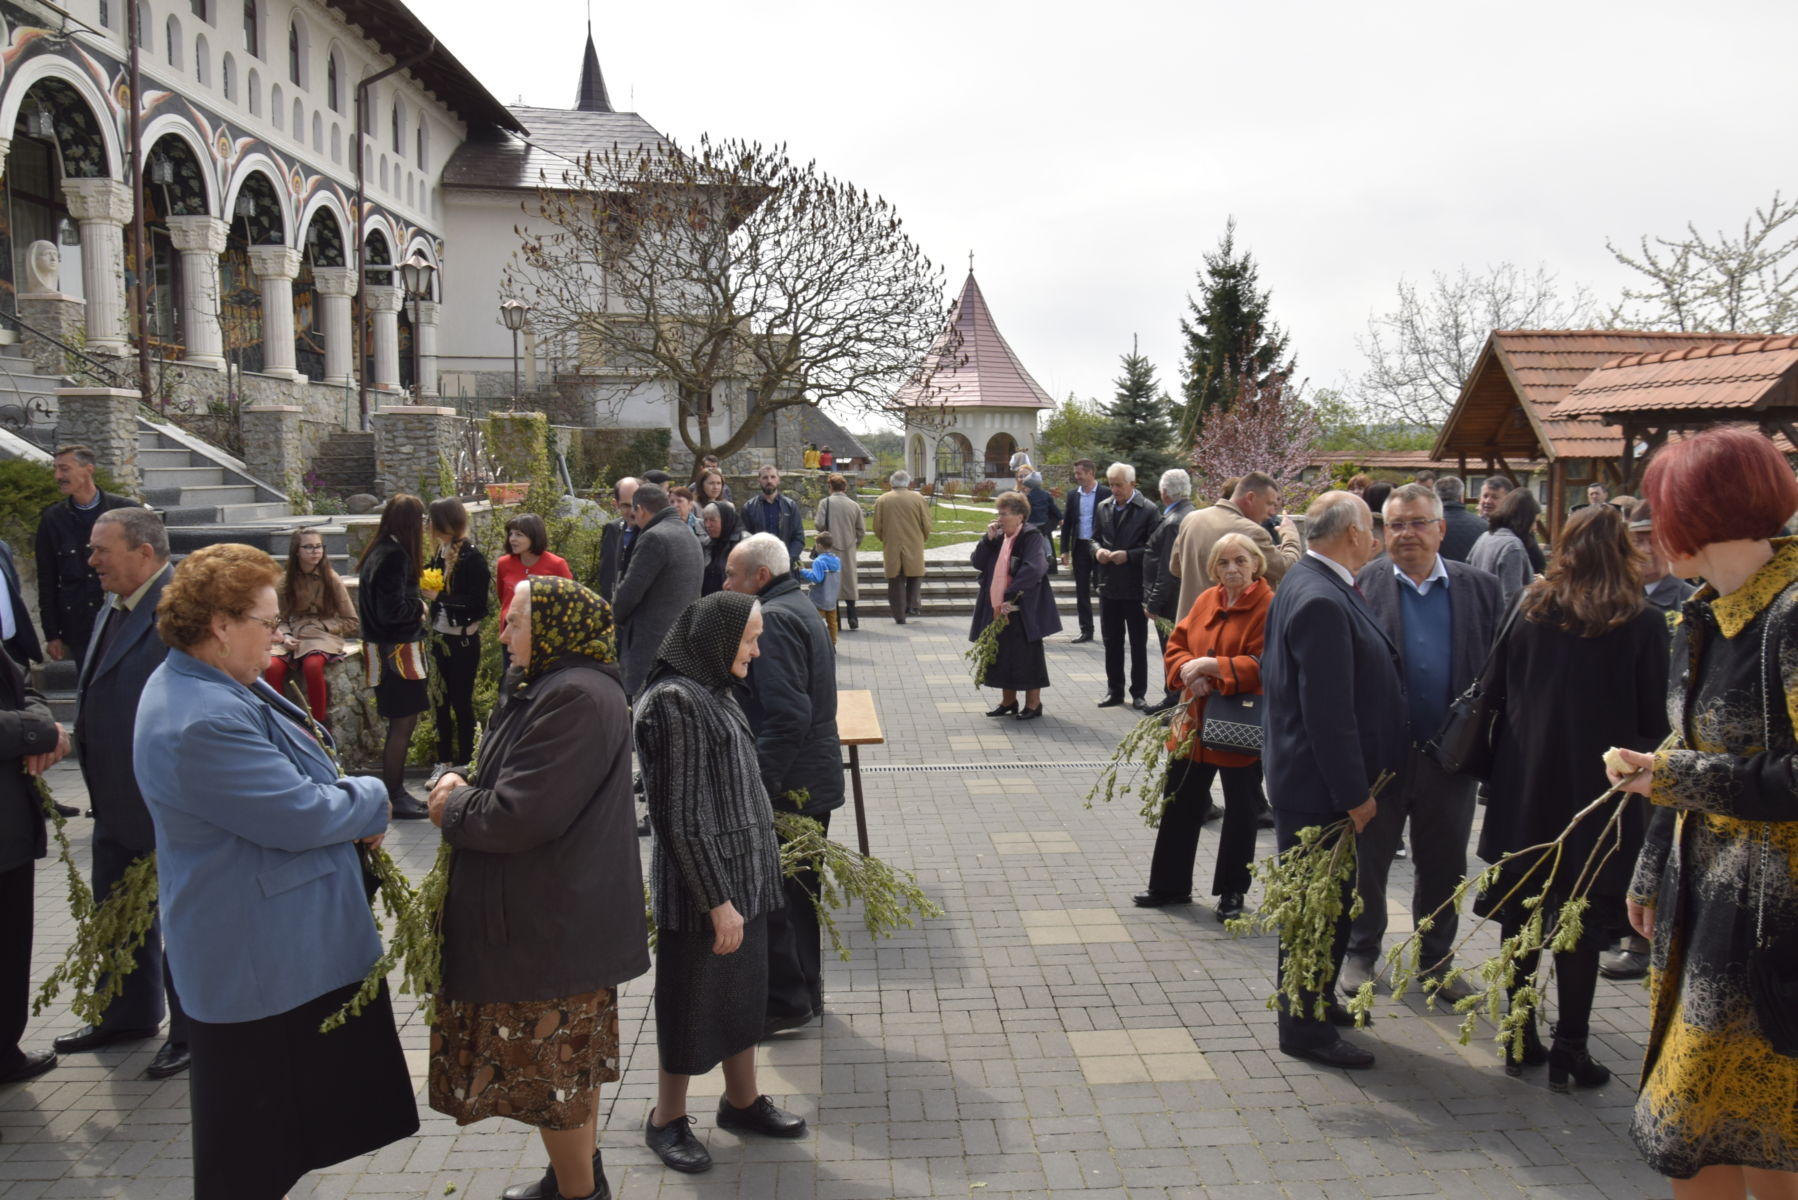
[1170,471,1302,618]
[871,471,932,624]
[814,473,867,629]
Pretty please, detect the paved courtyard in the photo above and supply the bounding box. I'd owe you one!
[0,604,1668,1198]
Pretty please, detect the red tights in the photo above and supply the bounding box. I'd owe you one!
[264,652,330,725]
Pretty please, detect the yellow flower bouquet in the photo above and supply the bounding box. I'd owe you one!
[419,567,445,593]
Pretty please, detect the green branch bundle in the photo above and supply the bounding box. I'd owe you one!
[322,840,453,1032]
[966,613,1007,688]
[31,777,161,1025]
[1085,699,1195,827]
[773,811,942,961]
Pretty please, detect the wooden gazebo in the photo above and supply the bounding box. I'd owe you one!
[1432,330,1749,542]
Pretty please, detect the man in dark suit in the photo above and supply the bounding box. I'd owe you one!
[1057,458,1110,642]
[1140,468,1194,714]
[0,644,69,1085]
[1434,476,1485,563]
[51,508,188,1078]
[34,444,137,667]
[612,484,704,698]
[594,476,639,602]
[1093,463,1159,709]
[1261,491,1405,1068]
[1346,484,1503,1002]
[0,540,42,669]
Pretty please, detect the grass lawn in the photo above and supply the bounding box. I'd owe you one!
[853,492,993,553]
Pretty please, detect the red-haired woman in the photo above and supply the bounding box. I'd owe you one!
[1608,425,1798,1197]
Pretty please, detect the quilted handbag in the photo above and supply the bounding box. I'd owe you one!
[1200,690,1264,756]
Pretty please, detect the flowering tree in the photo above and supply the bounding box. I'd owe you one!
[1189,366,1322,510]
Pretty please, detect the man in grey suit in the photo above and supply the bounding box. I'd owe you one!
[51,508,188,1078]
[1344,484,1503,1003]
[613,483,704,697]
[1261,492,1405,1069]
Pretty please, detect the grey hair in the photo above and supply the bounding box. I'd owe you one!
[1383,482,1444,522]
[702,502,721,521]
[95,507,169,561]
[1024,471,1044,489]
[732,531,791,581]
[1158,468,1191,501]
[1305,491,1369,544]
[1106,462,1136,484]
[890,470,911,488]
[1434,475,1465,505]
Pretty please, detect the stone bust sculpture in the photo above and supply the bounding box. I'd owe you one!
[24,241,59,294]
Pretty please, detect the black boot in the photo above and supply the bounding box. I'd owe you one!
[844,602,858,630]
[1503,1010,1547,1077]
[503,1151,605,1200]
[1547,1035,1610,1093]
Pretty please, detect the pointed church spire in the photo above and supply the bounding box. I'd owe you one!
[575,25,613,113]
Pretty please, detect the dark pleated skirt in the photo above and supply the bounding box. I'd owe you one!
[655,913,769,1075]
[188,981,419,1200]
[374,672,428,718]
[986,617,1050,692]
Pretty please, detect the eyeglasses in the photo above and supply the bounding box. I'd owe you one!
[1385,520,1440,535]
[242,613,282,632]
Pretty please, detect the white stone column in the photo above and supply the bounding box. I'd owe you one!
[312,266,358,387]
[0,137,12,183]
[365,284,402,393]
[163,215,229,370]
[247,246,304,380]
[60,178,134,355]
[414,299,440,399]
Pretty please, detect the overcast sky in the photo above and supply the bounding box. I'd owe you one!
[427,0,1797,426]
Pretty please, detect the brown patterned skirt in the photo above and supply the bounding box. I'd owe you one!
[427,987,620,1130]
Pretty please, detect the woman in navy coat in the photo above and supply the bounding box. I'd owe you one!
[970,491,1062,720]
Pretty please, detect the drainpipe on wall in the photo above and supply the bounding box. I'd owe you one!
[126,0,150,403]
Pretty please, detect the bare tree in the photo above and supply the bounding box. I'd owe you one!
[1358,263,1593,430]
[1607,192,1798,334]
[504,135,951,460]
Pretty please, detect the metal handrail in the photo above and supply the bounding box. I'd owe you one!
[0,309,127,389]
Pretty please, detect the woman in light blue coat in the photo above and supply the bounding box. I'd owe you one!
[135,544,417,1200]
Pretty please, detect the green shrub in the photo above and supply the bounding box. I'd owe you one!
[0,459,124,565]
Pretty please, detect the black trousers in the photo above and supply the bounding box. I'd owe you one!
[430,633,481,765]
[1070,540,1095,634]
[1273,808,1354,1050]
[1099,597,1149,700]
[767,810,829,1021]
[1148,758,1264,898]
[0,861,32,1074]
[93,830,187,1043]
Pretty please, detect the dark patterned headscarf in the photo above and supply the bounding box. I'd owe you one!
[520,574,616,685]
[654,590,757,691]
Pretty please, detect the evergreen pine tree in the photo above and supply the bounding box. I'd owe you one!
[1178,217,1296,447]
[1100,337,1177,478]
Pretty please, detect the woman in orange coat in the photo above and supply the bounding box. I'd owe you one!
[1132,531,1271,923]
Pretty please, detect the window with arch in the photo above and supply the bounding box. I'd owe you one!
[195,33,210,84]
[294,100,304,139]
[241,0,258,56]
[405,176,413,206]
[326,51,340,113]
[271,83,285,129]
[247,67,261,116]
[165,15,183,67]
[135,1,150,49]
[361,85,374,133]
[390,102,400,152]
[222,53,236,101]
[311,112,322,152]
[378,158,387,192]
[330,123,341,164]
[416,122,427,169]
[190,0,208,20]
[99,0,112,29]
[287,16,305,86]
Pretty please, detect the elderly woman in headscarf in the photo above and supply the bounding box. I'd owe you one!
[426,575,649,1200]
[701,500,744,596]
[634,591,807,1175]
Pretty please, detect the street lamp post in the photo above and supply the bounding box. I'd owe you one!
[499,299,528,411]
[398,249,435,405]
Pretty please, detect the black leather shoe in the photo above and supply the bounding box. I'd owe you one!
[144,1041,190,1079]
[1096,694,1124,708]
[53,1024,158,1054]
[390,792,430,820]
[1279,1038,1375,1069]
[1131,890,1191,908]
[894,617,907,625]
[1256,809,1276,829]
[1131,696,1148,710]
[985,702,1018,718]
[645,1112,711,1173]
[1070,632,1094,643]
[762,1009,816,1039]
[53,802,79,818]
[0,1049,56,1083]
[554,1181,610,1200]
[1202,805,1223,824]
[1215,893,1245,922]
[1141,696,1178,715]
[716,1094,807,1138]
[1016,706,1042,721]
[503,1151,605,1200]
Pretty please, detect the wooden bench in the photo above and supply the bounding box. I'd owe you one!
[837,689,884,855]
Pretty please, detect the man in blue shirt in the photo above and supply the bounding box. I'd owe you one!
[1346,483,1503,1002]
[1056,459,1110,642]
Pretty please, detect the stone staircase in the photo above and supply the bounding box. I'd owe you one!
[312,430,378,496]
[851,556,1084,617]
[0,342,69,453]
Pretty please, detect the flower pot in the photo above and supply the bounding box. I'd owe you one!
[485,482,528,504]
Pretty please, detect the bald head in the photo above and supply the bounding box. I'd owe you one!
[1305,490,1376,573]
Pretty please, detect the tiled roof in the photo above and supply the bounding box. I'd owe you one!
[795,406,874,462]
[894,272,1053,410]
[441,108,675,191]
[1557,335,1798,418]
[1433,329,1751,461]
[322,0,523,134]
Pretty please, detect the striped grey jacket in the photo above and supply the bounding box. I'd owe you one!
[634,673,783,932]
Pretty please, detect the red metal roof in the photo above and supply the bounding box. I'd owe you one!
[894,272,1053,410]
[1557,335,1798,418]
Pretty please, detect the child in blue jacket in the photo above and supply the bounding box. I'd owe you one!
[799,531,842,645]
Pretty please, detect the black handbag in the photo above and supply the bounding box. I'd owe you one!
[1200,690,1264,756]
[1425,594,1523,780]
